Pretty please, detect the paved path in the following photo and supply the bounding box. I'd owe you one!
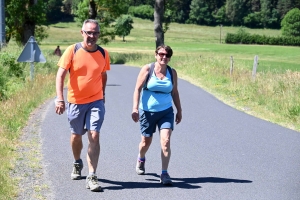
[40,64,300,200]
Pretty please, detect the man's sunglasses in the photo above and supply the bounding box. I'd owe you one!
[83,30,100,37]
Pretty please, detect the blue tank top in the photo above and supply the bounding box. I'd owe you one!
[139,66,173,112]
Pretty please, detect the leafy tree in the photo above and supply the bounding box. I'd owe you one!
[243,12,262,28]
[277,0,295,19]
[226,0,249,26]
[128,5,154,20]
[250,0,261,12]
[73,0,129,44]
[5,0,48,45]
[114,15,134,41]
[168,0,191,23]
[45,0,64,22]
[188,0,213,25]
[63,0,82,15]
[281,8,300,37]
[260,0,280,28]
[213,5,230,25]
[127,0,154,6]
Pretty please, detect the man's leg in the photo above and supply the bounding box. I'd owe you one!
[71,133,83,160]
[85,100,104,192]
[87,130,100,173]
[85,130,101,191]
[70,133,83,180]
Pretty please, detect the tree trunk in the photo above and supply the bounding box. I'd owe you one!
[21,0,37,45]
[89,0,97,19]
[154,0,164,48]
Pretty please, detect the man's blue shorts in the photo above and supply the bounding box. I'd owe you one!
[139,106,174,137]
[66,100,105,135]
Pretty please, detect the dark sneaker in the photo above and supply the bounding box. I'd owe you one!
[136,160,145,175]
[71,162,83,180]
[160,173,173,186]
[86,175,101,192]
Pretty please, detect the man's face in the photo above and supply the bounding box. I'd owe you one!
[81,22,100,50]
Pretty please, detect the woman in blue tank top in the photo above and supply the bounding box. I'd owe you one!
[131,45,182,186]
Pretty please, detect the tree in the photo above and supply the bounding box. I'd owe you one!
[214,5,230,25]
[188,0,213,25]
[168,0,191,23]
[277,0,295,19]
[226,0,249,26]
[6,0,48,45]
[154,0,164,47]
[73,0,129,44]
[114,15,134,42]
[260,0,280,28]
[45,0,64,22]
[281,8,300,37]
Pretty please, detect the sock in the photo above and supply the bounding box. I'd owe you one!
[75,159,82,163]
[89,172,96,176]
[138,157,145,162]
[162,170,168,174]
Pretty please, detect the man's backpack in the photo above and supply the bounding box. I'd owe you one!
[143,62,173,91]
[69,43,106,73]
[73,43,105,58]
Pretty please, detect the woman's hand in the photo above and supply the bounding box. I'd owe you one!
[175,111,182,124]
[132,109,139,122]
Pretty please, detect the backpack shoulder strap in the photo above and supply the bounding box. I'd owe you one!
[167,65,173,85]
[143,62,155,90]
[70,43,106,72]
[72,43,105,59]
[97,45,105,58]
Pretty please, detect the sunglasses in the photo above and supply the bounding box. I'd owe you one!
[157,53,171,58]
[83,30,100,37]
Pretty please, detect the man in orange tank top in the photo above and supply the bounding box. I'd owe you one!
[55,19,110,192]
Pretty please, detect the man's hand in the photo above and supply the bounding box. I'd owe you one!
[55,100,65,115]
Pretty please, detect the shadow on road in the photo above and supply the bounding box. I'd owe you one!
[99,173,252,191]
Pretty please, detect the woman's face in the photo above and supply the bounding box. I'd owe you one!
[155,48,171,65]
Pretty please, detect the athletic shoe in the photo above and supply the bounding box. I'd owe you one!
[160,173,173,185]
[136,160,145,175]
[86,175,101,192]
[71,161,83,180]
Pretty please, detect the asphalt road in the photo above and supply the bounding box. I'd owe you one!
[40,64,300,200]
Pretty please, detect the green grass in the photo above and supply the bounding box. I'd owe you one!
[0,17,299,199]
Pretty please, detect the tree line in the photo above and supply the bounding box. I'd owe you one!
[46,0,300,29]
[4,0,300,45]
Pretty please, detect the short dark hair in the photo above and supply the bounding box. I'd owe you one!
[155,45,173,57]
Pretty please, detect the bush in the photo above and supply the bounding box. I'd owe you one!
[0,51,26,100]
[225,27,300,46]
[128,5,154,21]
[281,8,300,37]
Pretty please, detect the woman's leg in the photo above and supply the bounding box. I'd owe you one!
[160,128,172,170]
[138,135,153,158]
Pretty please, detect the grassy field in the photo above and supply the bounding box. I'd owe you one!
[0,17,299,199]
[42,18,299,72]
